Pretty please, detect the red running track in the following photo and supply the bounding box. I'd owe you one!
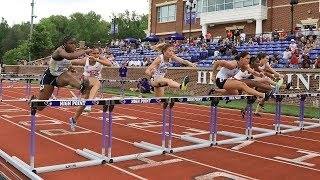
[0,83,319,179]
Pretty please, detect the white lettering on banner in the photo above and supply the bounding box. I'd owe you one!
[186,97,204,102]
[315,74,320,91]
[208,71,214,84]
[129,157,182,170]
[296,74,311,90]
[197,71,207,84]
[274,150,320,167]
[60,100,86,106]
[182,128,209,136]
[131,99,152,104]
[197,72,320,91]
[40,129,91,136]
[194,172,248,180]
[286,74,294,89]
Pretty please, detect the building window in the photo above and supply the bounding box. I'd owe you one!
[196,0,203,13]
[243,0,253,7]
[201,0,263,12]
[208,0,216,12]
[253,0,260,5]
[225,0,234,10]
[157,4,176,23]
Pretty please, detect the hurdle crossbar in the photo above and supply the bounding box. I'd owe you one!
[0,75,42,101]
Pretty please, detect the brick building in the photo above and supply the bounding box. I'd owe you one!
[148,0,320,38]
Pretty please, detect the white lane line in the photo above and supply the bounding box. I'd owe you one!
[231,141,255,150]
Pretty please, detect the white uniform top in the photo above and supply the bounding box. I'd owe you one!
[216,67,239,80]
[153,54,171,79]
[234,70,251,80]
[49,57,71,76]
[83,58,103,78]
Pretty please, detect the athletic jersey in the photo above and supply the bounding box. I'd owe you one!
[216,67,239,80]
[234,70,252,80]
[83,58,103,78]
[153,54,171,79]
[49,57,71,76]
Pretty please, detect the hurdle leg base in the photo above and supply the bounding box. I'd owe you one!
[0,150,42,180]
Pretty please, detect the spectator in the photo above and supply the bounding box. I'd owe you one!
[290,50,299,67]
[314,57,320,69]
[303,40,313,54]
[137,78,152,93]
[119,62,128,78]
[205,32,212,43]
[272,29,279,41]
[234,29,240,45]
[247,38,254,45]
[282,48,292,62]
[226,30,233,41]
[289,39,297,52]
[301,55,311,69]
[240,31,246,44]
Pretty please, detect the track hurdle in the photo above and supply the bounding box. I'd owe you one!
[0,74,42,102]
[135,95,255,154]
[0,99,112,179]
[274,93,320,134]
[78,97,171,163]
[233,93,320,139]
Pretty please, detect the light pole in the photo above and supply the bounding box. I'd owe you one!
[29,0,36,62]
[186,0,197,43]
[290,0,299,34]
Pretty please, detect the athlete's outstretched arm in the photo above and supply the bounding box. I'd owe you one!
[212,60,237,72]
[172,55,197,67]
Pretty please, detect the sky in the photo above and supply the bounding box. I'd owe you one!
[0,0,150,26]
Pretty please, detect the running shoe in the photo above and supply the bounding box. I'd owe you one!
[180,76,190,91]
[264,89,275,101]
[254,113,262,117]
[84,105,92,112]
[69,117,77,131]
[275,78,284,94]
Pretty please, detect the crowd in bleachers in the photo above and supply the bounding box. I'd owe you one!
[23,29,320,69]
[107,30,320,69]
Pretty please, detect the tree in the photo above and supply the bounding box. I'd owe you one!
[111,11,148,40]
[1,22,30,58]
[67,11,110,46]
[0,18,9,58]
[3,40,29,65]
[38,15,70,47]
[30,23,54,59]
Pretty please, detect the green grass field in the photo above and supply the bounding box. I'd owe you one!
[104,87,320,119]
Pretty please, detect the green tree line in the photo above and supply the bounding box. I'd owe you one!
[0,11,148,65]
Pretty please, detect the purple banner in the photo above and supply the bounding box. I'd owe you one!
[185,11,197,24]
